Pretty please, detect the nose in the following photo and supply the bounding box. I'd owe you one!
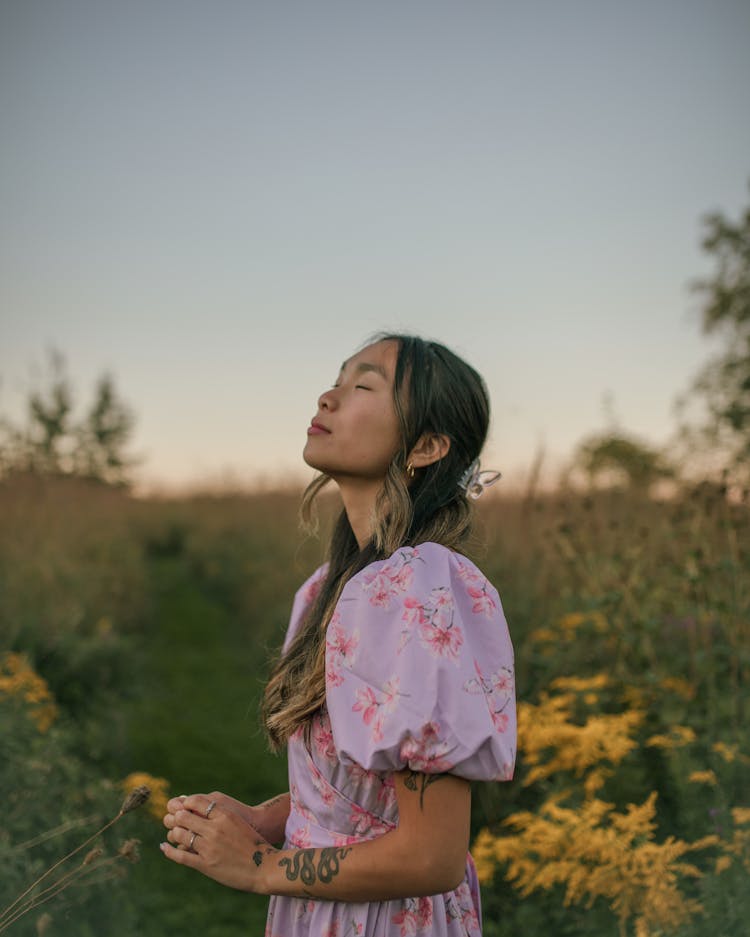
[317,386,338,411]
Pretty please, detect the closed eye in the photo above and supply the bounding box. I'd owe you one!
[331,382,372,391]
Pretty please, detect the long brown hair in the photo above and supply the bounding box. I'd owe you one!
[262,333,491,749]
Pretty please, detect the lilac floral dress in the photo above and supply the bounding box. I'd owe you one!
[265,542,517,937]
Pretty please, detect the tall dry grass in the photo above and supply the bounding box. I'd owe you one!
[1,471,747,936]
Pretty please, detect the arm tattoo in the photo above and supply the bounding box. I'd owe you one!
[252,847,275,867]
[403,771,449,810]
[317,846,352,884]
[262,794,288,810]
[280,849,316,886]
[278,846,352,887]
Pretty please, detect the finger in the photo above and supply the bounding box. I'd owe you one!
[166,794,191,813]
[162,811,189,833]
[167,826,201,851]
[180,794,217,818]
[174,808,214,838]
[160,840,200,868]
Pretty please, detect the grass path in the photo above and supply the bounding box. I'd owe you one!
[122,555,287,936]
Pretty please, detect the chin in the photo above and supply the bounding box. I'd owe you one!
[302,446,326,472]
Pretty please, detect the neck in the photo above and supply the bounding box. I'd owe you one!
[335,477,383,550]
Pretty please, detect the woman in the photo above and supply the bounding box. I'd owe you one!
[161,334,517,936]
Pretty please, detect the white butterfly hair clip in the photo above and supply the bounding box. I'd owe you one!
[458,458,502,500]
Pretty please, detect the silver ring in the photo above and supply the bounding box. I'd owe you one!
[188,831,198,851]
[205,800,217,818]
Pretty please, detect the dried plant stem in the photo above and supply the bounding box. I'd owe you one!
[0,813,121,926]
[66,865,125,890]
[0,860,89,932]
[0,786,149,931]
[0,854,124,933]
[9,814,101,853]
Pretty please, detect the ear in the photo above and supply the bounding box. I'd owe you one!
[408,433,451,469]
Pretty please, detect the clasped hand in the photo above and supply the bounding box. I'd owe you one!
[161,792,275,892]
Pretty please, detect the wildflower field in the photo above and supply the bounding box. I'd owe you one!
[1,473,747,936]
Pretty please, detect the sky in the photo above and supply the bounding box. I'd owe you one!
[1,0,749,494]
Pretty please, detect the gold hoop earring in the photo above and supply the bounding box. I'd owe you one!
[406,462,415,479]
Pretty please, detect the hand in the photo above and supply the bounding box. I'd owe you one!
[161,793,276,892]
[180,790,290,845]
[195,791,257,827]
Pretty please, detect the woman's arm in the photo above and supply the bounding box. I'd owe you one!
[166,791,291,847]
[258,770,470,899]
[161,770,470,899]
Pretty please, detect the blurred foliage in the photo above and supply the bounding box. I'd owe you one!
[566,431,677,494]
[0,349,139,487]
[473,480,749,937]
[0,665,144,937]
[0,475,148,741]
[1,472,747,935]
[673,181,750,486]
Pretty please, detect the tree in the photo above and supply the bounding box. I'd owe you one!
[28,350,75,474]
[71,374,138,485]
[0,350,139,487]
[567,430,677,494]
[672,183,750,486]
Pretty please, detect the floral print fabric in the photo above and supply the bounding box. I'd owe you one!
[265,542,516,937]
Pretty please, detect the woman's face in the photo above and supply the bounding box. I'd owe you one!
[303,340,402,482]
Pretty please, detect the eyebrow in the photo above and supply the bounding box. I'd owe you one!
[338,360,389,380]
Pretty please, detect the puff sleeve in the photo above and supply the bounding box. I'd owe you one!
[324,542,516,781]
[282,563,329,654]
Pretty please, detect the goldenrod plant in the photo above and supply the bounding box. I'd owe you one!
[471,603,749,937]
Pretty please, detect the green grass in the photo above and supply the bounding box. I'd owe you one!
[121,554,288,936]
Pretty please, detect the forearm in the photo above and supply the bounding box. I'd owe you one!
[255,826,464,901]
[161,774,470,899]
[250,792,291,845]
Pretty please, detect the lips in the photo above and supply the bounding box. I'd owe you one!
[308,418,331,434]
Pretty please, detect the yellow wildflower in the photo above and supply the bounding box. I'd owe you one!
[659,676,695,700]
[549,673,609,694]
[558,611,587,631]
[531,612,608,644]
[471,828,499,884]
[473,790,714,937]
[668,725,696,745]
[0,652,58,732]
[721,809,750,873]
[711,742,737,763]
[646,725,697,750]
[528,627,557,644]
[688,770,718,786]
[583,767,611,797]
[519,695,643,787]
[121,772,170,821]
[557,610,608,634]
[715,855,732,874]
